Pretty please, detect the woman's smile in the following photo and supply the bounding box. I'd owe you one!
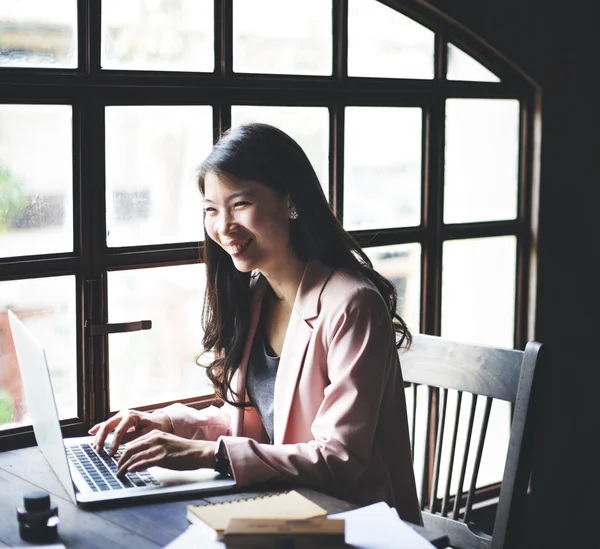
[224,238,253,257]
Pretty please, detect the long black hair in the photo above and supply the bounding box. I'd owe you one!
[197,123,411,406]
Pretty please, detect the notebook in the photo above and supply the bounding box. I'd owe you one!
[186,490,328,535]
[8,309,236,506]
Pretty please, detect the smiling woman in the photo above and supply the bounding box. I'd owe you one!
[91,123,421,524]
[202,174,299,278]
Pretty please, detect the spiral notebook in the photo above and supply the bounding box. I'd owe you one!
[186,490,328,534]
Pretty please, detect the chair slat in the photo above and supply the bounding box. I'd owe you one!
[452,394,477,520]
[419,386,434,506]
[464,396,493,522]
[441,390,463,516]
[430,388,448,513]
[411,384,417,463]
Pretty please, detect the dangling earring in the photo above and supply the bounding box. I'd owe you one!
[289,208,299,220]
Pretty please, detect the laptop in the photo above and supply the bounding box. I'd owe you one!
[8,309,237,506]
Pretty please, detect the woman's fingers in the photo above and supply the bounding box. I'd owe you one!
[89,409,172,456]
[91,409,134,452]
[118,427,146,446]
[108,413,142,455]
[91,414,122,451]
[115,432,215,475]
[117,444,163,476]
[116,431,165,475]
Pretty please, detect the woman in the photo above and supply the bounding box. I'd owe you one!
[90,122,421,523]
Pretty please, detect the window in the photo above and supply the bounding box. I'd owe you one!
[0,0,539,512]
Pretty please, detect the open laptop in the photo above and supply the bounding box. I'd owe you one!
[8,309,236,506]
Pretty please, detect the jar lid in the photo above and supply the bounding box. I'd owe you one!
[23,491,50,512]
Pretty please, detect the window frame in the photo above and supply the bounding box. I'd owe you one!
[0,2,540,511]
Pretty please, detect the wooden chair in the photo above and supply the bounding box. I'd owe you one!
[399,334,544,549]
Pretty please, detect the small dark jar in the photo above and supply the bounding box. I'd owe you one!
[16,490,59,543]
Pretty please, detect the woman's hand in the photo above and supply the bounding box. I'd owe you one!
[115,431,217,476]
[88,409,174,456]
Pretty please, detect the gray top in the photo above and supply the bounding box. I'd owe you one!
[246,318,280,444]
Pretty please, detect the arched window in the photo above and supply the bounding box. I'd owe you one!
[0,0,540,508]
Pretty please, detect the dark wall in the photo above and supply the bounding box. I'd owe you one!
[423,1,598,547]
[426,0,596,341]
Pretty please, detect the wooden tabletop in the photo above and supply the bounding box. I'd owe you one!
[0,446,448,548]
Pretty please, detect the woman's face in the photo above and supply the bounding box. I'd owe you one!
[203,171,296,274]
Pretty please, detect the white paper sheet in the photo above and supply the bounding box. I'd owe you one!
[329,502,436,549]
[163,524,223,549]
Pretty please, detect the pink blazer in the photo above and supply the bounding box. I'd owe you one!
[164,260,421,524]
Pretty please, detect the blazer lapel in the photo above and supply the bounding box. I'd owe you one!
[273,260,334,444]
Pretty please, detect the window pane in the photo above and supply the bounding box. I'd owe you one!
[233,0,332,76]
[105,106,212,247]
[441,236,516,347]
[367,243,421,335]
[0,105,73,258]
[0,0,77,68]
[231,106,329,198]
[107,265,211,410]
[344,107,422,230]
[101,0,214,72]
[447,43,500,83]
[444,99,520,223]
[348,0,434,79]
[0,276,77,430]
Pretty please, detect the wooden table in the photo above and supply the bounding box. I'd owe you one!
[0,446,448,548]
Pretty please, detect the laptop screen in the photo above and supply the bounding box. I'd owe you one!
[8,310,77,503]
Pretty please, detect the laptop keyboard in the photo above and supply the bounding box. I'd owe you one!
[66,443,160,492]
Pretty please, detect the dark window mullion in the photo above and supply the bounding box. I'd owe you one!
[221,0,233,77]
[514,95,537,349]
[77,0,88,73]
[331,105,345,220]
[80,97,109,426]
[215,103,232,142]
[331,1,347,215]
[332,0,348,81]
[420,35,448,336]
[422,96,445,336]
[82,0,101,74]
[350,227,428,249]
[214,0,231,172]
[72,99,86,425]
[435,32,448,82]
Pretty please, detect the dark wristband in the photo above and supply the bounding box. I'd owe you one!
[214,440,232,477]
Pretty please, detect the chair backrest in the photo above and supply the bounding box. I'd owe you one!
[399,334,544,549]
